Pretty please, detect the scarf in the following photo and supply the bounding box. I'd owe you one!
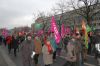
[44,37,52,53]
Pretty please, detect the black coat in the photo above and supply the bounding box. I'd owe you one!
[12,37,18,49]
[94,35,100,44]
[94,35,100,58]
[0,36,3,42]
[17,36,25,44]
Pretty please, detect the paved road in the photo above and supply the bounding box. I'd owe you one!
[0,44,99,66]
[0,51,8,66]
[0,44,16,66]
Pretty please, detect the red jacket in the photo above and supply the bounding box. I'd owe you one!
[6,36,12,44]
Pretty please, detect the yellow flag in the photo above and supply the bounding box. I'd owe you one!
[82,20,88,49]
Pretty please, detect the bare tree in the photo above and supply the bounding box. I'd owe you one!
[51,0,71,35]
[68,0,100,25]
[52,0,69,18]
[33,11,46,22]
[33,11,52,32]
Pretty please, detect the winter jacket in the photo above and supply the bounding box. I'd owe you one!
[66,41,76,62]
[42,45,53,65]
[12,37,18,49]
[6,36,12,44]
[21,40,33,66]
[34,37,42,54]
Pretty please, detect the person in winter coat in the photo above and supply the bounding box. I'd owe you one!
[33,36,42,66]
[73,32,84,66]
[63,34,71,50]
[94,32,100,65]
[64,37,77,66]
[56,40,63,56]
[21,34,34,66]
[0,35,3,45]
[74,33,84,66]
[88,32,93,54]
[65,32,83,66]
[17,35,25,52]
[6,35,12,54]
[3,37,7,46]
[12,35,19,57]
[42,39,53,66]
[49,32,58,62]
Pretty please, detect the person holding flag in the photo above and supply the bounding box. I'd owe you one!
[42,34,53,66]
[50,16,62,56]
[21,34,34,66]
[82,20,89,49]
[64,30,84,66]
[49,32,58,62]
[94,31,100,65]
[81,20,90,61]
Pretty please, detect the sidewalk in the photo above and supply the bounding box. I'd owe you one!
[0,45,16,66]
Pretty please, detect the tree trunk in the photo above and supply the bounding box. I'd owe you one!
[86,16,91,26]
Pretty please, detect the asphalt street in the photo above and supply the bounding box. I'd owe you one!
[0,44,99,66]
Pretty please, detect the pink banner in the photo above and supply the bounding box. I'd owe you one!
[61,24,65,38]
[2,28,8,38]
[37,30,44,36]
[65,26,71,35]
[51,16,61,44]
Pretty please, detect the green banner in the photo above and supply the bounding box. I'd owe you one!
[34,23,43,30]
[86,25,92,32]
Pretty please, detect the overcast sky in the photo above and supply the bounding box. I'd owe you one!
[0,0,58,29]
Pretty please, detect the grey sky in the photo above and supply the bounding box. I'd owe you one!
[0,0,57,29]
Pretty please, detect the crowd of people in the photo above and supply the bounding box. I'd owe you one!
[0,30,100,66]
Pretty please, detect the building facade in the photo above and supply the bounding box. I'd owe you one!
[32,3,100,32]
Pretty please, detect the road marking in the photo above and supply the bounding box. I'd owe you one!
[0,46,16,66]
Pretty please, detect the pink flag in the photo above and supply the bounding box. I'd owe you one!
[51,22,54,32]
[51,16,61,44]
[61,24,65,38]
[37,30,44,36]
[65,26,71,35]
[2,28,8,38]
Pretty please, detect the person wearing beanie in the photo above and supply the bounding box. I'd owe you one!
[21,34,34,66]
